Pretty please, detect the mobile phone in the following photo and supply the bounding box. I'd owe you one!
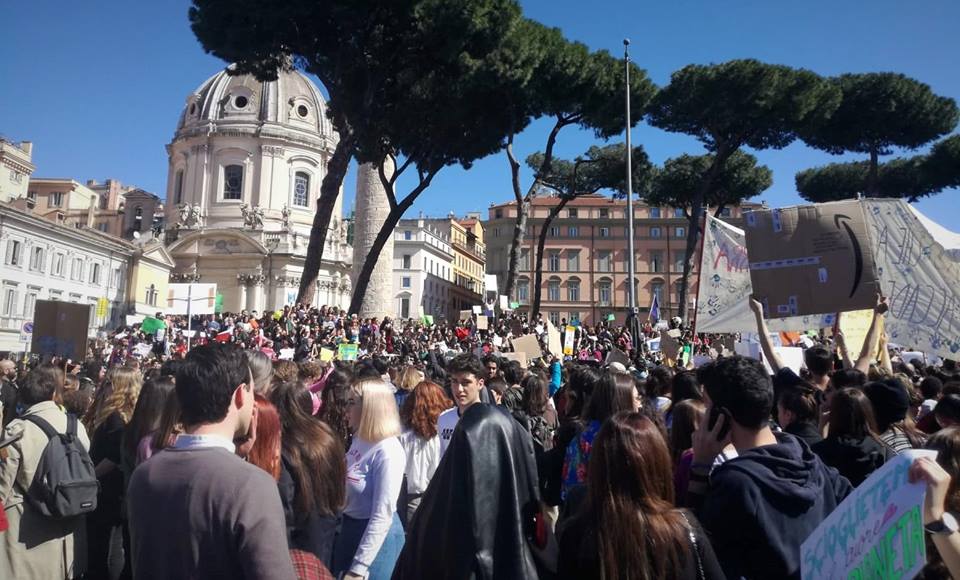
[707,406,731,441]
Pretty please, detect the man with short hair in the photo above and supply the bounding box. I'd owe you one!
[438,354,486,455]
[482,354,500,381]
[689,355,852,579]
[127,343,295,580]
[0,365,90,579]
[0,359,18,427]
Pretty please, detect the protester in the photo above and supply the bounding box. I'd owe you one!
[810,387,892,487]
[332,380,405,580]
[0,365,92,579]
[689,355,852,579]
[318,366,354,450]
[0,359,19,428]
[518,373,559,453]
[83,365,141,580]
[670,399,706,506]
[127,343,296,579]
[143,387,181,460]
[864,377,927,453]
[437,354,487,455]
[248,350,275,396]
[394,365,424,412]
[934,395,960,430]
[393,404,540,580]
[272,380,345,569]
[248,394,282,481]
[124,375,176,469]
[398,380,452,527]
[917,429,960,579]
[776,383,823,447]
[558,412,724,579]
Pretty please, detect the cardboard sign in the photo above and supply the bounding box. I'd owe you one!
[459,310,473,322]
[499,295,509,311]
[319,348,335,362]
[166,283,218,315]
[563,326,576,356]
[646,337,661,352]
[31,301,90,361]
[337,343,358,361]
[501,351,529,367]
[133,343,153,359]
[476,315,488,330]
[801,450,934,580]
[745,201,880,318]
[485,274,498,294]
[546,321,562,357]
[697,214,835,333]
[838,308,883,359]
[512,335,542,360]
[510,320,524,337]
[660,330,680,361]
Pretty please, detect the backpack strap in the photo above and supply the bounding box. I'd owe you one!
[66,414,78,437]
[21,414,59,440]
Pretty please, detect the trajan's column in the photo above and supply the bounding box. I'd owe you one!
[350,160,395,319]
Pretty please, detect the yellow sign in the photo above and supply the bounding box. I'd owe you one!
[319,348,335,362]
[839,309,883,359]
[96,297,109,318]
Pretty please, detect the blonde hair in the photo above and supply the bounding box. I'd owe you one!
[352,379,401,443]
[398,366,425,392]
[84,366,142,430]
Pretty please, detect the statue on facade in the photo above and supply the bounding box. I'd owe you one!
[240,203,265,229]
[240,203,252,227]
[178,204,190,228]
[252,205,265,229]
[188,205,203,228]
[281,204,292,232]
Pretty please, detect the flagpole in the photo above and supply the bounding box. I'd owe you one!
[186,283,192,352]
[624,38,641,361]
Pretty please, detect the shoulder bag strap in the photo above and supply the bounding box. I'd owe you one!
[21,414,59,440]
[679,511,705,580]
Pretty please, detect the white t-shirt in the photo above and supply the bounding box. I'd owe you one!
[398,430,442,495]
[437,407,460,456]
[343,436,405,576]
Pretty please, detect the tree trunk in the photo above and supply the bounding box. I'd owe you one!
[296,132,356,305]
[348,173,435,315]
[866,147,879,197]
[677,150,729,324]
[530,197,571,320]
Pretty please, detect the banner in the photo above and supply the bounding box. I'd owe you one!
[96,297,109,319]
[30,301,90,361]
[319,347,335,362]
[838,309,883,360]
[801,450,934,580]
[166,283,218,315]
[563,325,576,356]
[337,343,358,361]
[863,199,960,360]
[697,214,836,333]
[546,321,562,357]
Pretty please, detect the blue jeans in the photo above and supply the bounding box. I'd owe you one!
[332,513,405,580]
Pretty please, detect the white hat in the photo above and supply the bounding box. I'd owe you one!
[608,361,627,373]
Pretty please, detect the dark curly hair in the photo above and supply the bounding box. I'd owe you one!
[700,355,773,429]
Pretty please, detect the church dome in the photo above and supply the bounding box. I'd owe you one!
[174,65,336,147]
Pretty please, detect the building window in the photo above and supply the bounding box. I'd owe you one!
[597,250,612,272]
[567,280,580,302]
[598,280,612,305]
[223,164,243,200]
[493,227,500,237]
[674,207,685,218]
[111,267,122,288]
[517,280,529,303]
[549,311,560,326]
[720,207,733,217]
[495,209,503,219]
[404,230,412,240]
[402,277,411,288]
[568,226,579,237]
[71,258,84,281]
[567,250,580,272]
[547,280,560,302]
[675,227,685,238]
[519,249,530,271]
[29,247,44,271]
[2,286,17,317]
[5,240,22,266]
[599,227,609,237]
[27,190,37,203]
[674,251,686,273]
[98,223,109,232]
[676,283,684,306]
[51,192,64,207]
[650,251,663,273]
[549,226,560,237]
[174,169,184,204]
[49,290,62,301]
[23,291,37,319]
[400,297,410,319]
[293,172,310,207]
[650,227,661,238]
[569,311,581,324]
[568,208,578,218]
[53,253,65,277]
[100,194,109,210]
[548,251,560,272]
[90,263,101,285]
[402,255,411,269]
[652,282,664,305]
[599,208,609,218]
[146,284,158,307]
[135,206,143,221]
[649,207,660,218]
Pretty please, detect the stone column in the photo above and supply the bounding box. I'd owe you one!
[350,160,394,319]
[236,281,248,313]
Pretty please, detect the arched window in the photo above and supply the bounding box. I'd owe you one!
[547,277,561,302]
[135,206,143,220]
[651,281,664,305]
[598,278,612,306]
[567,277,581,302]
[174,169,184,204]
[223,165,243,200]
[293,172,310,207]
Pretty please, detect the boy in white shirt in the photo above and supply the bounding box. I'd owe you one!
[438,354,486,455]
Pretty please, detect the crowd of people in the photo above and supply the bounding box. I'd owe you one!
[0,295,959,579]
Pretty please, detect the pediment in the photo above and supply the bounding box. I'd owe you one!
[168,229,268,257]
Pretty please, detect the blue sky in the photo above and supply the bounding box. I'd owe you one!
[2,0,957,225]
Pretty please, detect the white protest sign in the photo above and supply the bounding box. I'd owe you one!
[801,450,934,580]
[484,274,498,294]
[563,325,576,356]
[863,199,960,361]
[166,283,218,315]
[697,214,835,333]
[279,348,296,360]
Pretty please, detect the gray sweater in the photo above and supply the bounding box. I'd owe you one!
[127,446,296,580]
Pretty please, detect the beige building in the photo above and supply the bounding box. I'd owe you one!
[0,138,35,203]
[484,195,759,326]
[424,214,485,313]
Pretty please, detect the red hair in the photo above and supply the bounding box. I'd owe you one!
[248,395,282,481]
[401,381,452,439]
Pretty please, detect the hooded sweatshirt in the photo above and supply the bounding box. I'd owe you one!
[700,432,852,580]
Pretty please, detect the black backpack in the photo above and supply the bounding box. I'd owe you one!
[22,414,99,519]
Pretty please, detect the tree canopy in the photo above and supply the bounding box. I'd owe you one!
[648,151,773,217]
[527,143,654,199]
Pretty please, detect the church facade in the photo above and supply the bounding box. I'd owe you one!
[163,66,352,313]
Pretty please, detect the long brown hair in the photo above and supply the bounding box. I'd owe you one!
[401,381,452,439]
[84,366,141,431]
[827,388,882,441]
[587,412,690,580]
[271,381,346,517]
[248,395,282,481]
[669,399,705,463]
[151,392,181,453]
[124,376,175,462]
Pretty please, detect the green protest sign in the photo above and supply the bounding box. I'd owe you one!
[214,294,224,313]
[337,343,359,361]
